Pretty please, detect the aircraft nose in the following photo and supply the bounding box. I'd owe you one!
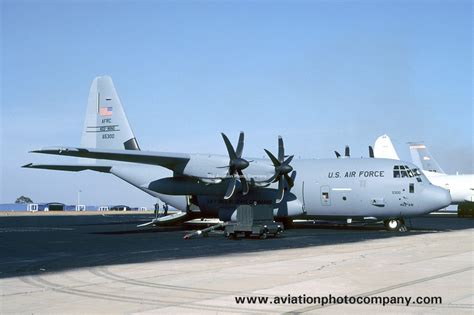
[427,185,452,212]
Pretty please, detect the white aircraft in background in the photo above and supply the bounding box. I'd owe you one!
[374,135,474,204]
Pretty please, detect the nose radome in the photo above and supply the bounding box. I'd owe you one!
[430,186,452,211]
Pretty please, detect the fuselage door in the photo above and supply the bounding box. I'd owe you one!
[321,185,331,206]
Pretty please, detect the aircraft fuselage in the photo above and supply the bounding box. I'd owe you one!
[423,172,474,203]
[111,156,451,222]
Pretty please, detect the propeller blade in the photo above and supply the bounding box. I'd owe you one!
[236,131,244,158]
[237,170,249,195]
[278,136,284,162]
[290,170,297,183]
[284,173,294,188]
[267,173,278,183]
[345,145,350,157]
[264,135,294,200]
[264,149,280,166]
[283,155,294,166]
[221,133,238,160]
[224,177,237,200]
[335,151,341,158]
[276,178,285,203]
[369,145,374,158]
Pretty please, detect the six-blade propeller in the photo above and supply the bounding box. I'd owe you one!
[221,132,250,199]
[264,136,294,203]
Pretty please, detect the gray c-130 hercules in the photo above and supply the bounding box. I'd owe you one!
[24,76,451,231]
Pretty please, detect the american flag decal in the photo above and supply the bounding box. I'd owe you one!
[100,107,113,116]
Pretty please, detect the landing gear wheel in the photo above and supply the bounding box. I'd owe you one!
[384,219,401,231]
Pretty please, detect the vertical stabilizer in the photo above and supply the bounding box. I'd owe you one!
[409,143,445,174]
[373,134,400,160]
[81,76,140,151]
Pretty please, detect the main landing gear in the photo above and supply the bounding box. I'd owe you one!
[383,218,408,232]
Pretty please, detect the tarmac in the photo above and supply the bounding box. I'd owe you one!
[0,212,472,314]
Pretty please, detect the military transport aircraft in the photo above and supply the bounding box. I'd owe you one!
[24,76,451,231]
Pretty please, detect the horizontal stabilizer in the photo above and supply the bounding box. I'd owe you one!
[31,147,190,173]
[22,163,111,173]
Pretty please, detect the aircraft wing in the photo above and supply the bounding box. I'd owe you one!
[30,147,190,173]
[22,163,112,173]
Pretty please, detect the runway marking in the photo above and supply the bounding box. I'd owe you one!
[292,266,473,314]
[18,274,265,314]
[90,266,239,295]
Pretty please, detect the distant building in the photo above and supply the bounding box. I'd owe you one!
[110,205,131,211]
[41,202,65,211]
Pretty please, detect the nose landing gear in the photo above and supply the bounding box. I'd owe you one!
[384,218,408,232]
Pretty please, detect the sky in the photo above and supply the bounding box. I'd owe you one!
[1,0,472,206]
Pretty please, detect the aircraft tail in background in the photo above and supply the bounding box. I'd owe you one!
[408,143,445,174]
[81,76,140,151]
[373,134,400,160]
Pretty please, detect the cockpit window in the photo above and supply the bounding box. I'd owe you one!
[399,165,408,177]
[393,165,422,181]
[393,165,400,178]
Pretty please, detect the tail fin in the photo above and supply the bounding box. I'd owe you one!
[81,76,140,151]
[373,134,400,160]
[408,143,445,174]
